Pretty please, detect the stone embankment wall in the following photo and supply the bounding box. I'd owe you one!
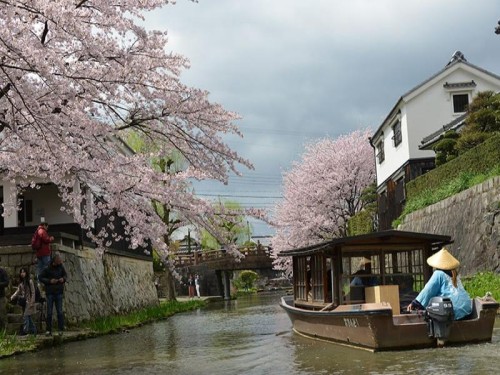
[399,176,500,276]
[0,245,158,324]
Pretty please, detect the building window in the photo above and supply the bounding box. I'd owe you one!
[452,94,469,113]
[392,121,402,147]
[376,139,385,163]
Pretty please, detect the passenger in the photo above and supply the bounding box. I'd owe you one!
[349,258,377,302]
[350,258,377,287]
[406,248,472,320]
[392,273,418,312]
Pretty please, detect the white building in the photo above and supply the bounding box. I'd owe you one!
[370,51,500,229]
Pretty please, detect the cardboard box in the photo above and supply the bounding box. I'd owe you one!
[366,285,400,315]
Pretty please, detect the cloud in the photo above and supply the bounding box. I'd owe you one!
[144,0,500,235]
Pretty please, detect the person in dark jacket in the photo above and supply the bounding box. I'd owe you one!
[39,252,67,336]
[0,266,9,330]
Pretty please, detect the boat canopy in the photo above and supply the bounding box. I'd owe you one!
[278,230,452,257]
[278,230,453,311]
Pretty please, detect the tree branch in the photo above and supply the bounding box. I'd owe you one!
[0,83,11,99]
[40,20,49,45]
[76,0,89,9]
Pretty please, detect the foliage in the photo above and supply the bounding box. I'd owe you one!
[271,129,376,274]
[0,330,37,357]
[0,1,254,258]
[432,131,459,166]
[462,272,500,301]
[348,209,375,236]
[406,134,500,200]
[394,168,500,227]
[234,270,259,291]
[455,91,500,154]
[200,200,252,250]
[347,182,377,235]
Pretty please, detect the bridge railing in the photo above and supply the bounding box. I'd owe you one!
[173,245,273,266]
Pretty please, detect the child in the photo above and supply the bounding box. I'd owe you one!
[10,267,37,335]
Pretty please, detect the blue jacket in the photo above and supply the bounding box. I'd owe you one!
[415,270,472,320]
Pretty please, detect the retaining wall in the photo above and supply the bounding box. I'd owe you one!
[0,245,157,325]
[399,176,500,276]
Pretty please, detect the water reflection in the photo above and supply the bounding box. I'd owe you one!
[0,293,498,375]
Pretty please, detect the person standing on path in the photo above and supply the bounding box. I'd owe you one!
[0,266,9,331]
[187,274,195,299]
[195,274,201,298]
[10,267,37,335]
[33,221,54,280]
[39,252,67,336]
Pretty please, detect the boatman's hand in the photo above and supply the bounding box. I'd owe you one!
[406,304,413,312]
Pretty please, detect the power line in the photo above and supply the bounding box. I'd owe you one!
[197,193,282,199]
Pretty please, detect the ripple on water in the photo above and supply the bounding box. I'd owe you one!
[0,294,497,375]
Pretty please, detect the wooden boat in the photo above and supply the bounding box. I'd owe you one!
[278,230,499,351]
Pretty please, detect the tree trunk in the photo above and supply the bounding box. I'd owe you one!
[160,268,177,301]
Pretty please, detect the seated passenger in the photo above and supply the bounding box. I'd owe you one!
[349,258,377,302]
[350,258,378,287]
[407,248,472,320]
[392,273,418,312]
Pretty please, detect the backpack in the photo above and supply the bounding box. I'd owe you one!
[31,229,42,252]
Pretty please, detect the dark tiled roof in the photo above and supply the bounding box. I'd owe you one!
[443,80,476,89]
[419,113,467,150]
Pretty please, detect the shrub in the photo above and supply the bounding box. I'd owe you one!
[462,272,500,301]
[406,134,500,201]
[234,270,259,291]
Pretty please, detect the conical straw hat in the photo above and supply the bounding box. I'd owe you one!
[427,248,460,270]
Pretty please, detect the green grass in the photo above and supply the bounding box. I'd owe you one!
[462,271,500,301]
[82,299,206,334]
[0,330,38,358]
[394,167,500,227]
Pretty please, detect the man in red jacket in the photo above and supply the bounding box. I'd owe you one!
[35,222,54,279]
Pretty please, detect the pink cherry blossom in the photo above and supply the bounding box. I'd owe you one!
[271,129,375,275]
[0,1,254,260]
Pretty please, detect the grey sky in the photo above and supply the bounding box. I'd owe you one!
[145,0,500,237]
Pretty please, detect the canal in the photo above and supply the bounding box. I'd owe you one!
[1,292,498,374]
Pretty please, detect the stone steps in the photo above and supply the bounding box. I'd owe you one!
[4,303,46,335]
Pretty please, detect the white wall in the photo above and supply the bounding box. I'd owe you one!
[374,107,410,187]
[375,63,500,187]
[406,67,500,159]
[22,184,74,225]
[1,182,74,228]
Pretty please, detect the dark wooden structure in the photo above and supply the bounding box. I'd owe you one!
[0,222,152,260]
[377,158,435,230]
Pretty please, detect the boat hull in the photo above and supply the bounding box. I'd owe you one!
[280,296,498,351]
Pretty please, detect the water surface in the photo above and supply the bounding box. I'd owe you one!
[1,293,498,374]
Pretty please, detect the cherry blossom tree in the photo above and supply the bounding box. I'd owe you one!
[0,1,254,260]
[271,129,375,274]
